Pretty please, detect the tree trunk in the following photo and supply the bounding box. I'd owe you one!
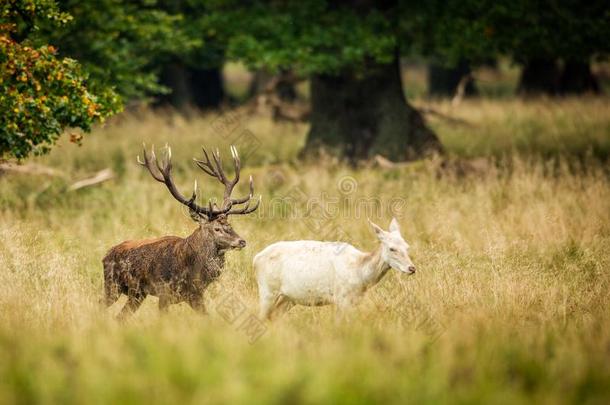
[303,56,442,162]
[190,67,225,108]
[559,60,600,95]
[428,60,477,97]
[248,69,298,102]
[518,58,560,96]
[157,63,224,110]
[157,62,193,109]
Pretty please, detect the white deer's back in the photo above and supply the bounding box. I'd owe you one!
[253,240,364,305]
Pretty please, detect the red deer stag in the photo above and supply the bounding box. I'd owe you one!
[103,145,260,319]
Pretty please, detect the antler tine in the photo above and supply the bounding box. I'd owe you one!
[136,143,145,165]
[218,145,242,207]
[227,195,261,215]
[211,148,228,183]
[230,145,241,184]
[164,144,172,167]
[230,145,239,165]
[194,160,216,177]
[158,144,173,175]
[193,147,219,178]
[152,145,165,175]
[248,195,262,213]
[190,179,198,203]
[226,167,260,215]
[137,143,212,218]
[191,145,256,217]
[137,143,164,182]
[231,175,255,204]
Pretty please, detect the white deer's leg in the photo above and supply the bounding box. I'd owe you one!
[270,295,294,320]
[335,292,360,321]
[259,294,277,320]
[258,283,278,320]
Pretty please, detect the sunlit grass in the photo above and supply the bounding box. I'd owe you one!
[425,97,610,160]
[0,98,609,403]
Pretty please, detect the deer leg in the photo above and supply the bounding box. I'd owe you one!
[103,279,121,307]
[259,293,293,321]
[158,295,171,313]
[103,264,121,307]
[188,294,207,315]
[269,295,293,321]
[258,284,278,320]
[334,294,360,322]
[117,292,145,321]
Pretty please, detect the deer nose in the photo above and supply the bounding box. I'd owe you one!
[408,266,416,274]
[238,239,246,248]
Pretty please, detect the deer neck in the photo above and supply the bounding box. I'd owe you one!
[185,227,220,259]
[360,246,391,288]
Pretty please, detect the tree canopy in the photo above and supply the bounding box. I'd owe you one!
[0,0,186,159]
[1,0,120,159]
[41,0,194,101]
[205,0,609,73]
[205,1,402,75]
[424,0,610,65]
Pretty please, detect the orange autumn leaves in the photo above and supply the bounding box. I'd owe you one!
[1,32,120,159]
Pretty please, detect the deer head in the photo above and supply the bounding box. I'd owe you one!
[138,144,260,252]
[369,218,416,275]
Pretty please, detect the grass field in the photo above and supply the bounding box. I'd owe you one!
[1,98,609,404]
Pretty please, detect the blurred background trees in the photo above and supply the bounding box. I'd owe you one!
[426,0,609,96]
[210,0,445,161]
[153,0,226,109]
[40,0,191,102]
[1,0,609,161]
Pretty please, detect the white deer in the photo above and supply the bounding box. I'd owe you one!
[253,218,416,319]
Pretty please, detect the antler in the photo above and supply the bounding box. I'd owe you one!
[137,143,228,219]
[193,145,260,216]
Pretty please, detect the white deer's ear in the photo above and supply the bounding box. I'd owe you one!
[389,217,401,233]
[368,219,386,240]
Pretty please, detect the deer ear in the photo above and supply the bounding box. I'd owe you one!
[389,217,401,233]
[189,208,203,223]
[368,219,386,240]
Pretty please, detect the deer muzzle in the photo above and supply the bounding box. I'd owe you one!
[233,239,246,249]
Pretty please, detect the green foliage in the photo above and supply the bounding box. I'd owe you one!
[0,0,191,159]
[204,1,399,75]
[155,0,222,69]
[204,0,610,73]
[419,0,610,65]
[0,0,120,160]
[39,0,195,101]
[487,0,609,63]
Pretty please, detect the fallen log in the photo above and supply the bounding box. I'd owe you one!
[0,162,66,178]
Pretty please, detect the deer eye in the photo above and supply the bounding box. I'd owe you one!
[389,248,397,252]
[214,227,221,232]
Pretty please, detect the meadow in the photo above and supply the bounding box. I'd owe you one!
[1,98,609,404]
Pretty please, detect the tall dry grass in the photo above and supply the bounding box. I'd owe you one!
[0,98,609,403]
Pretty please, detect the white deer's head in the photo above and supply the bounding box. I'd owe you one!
[369,218,416,275]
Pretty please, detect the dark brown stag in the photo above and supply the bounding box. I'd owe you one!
[103,145,260,319]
